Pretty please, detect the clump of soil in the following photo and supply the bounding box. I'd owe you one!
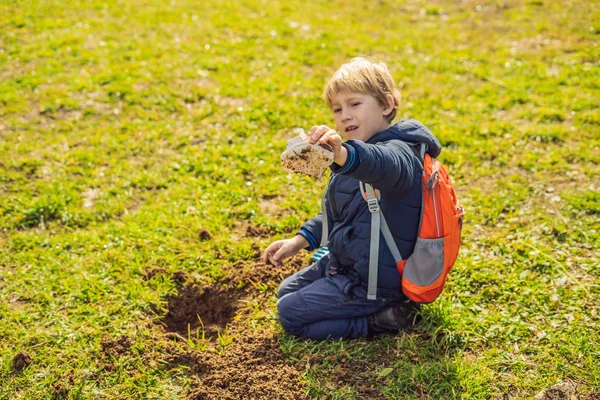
[171,270,189,286]
[245,224,276,238]
[12,351,32,372]
[198,229,212,241]
[533,380,578,400]
[162,283,243,338]
[143,267,166,280]
[165,330,305,400]
[52,370,75,398]
[100,335,132,359]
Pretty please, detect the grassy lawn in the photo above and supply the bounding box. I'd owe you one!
[1,0,599,398]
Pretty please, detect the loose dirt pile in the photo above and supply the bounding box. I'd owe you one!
[129,226,419,398]
[167,330,304,400]
[100,335,133,359]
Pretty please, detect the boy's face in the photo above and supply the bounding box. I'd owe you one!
[331,90,392,142]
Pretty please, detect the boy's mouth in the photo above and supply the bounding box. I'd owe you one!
[345,126,358,133]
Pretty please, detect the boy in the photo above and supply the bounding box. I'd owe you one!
[262,57,442,340]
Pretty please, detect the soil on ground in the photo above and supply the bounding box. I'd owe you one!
[143,267,166,280]
[151,238,412,399]
[100,335,132,359]
[162,282,243,338]
[167,329,305,400]
[52,370,75,399]
[532,380,579,400]
[156,245,308,399]
[198,229,212,241]
[11,351,32,372]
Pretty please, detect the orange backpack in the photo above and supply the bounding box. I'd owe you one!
[360,143,464,303]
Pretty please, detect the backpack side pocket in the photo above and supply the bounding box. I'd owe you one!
[402,237,445,303]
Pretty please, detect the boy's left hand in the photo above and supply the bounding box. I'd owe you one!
[309,125,347,166]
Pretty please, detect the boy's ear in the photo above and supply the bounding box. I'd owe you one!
[382,94,395,116]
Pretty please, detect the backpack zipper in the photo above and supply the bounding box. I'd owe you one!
[429,160,443,238]
[432,184,440,237]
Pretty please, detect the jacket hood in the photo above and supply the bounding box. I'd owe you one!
[368,119,441,158]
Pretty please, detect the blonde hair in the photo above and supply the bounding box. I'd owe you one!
[324,57,401,122]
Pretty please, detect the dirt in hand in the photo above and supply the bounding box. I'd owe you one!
[12,351,32,372]
[281,147,333,180]
[281,134,334,180]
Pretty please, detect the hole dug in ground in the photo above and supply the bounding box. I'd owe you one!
[161,276,243,339]
[159,248,304,341]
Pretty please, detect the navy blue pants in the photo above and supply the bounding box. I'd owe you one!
[276,255,404,340]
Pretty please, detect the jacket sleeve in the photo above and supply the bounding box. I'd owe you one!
[330,140,420,193]
[296,213,321,251]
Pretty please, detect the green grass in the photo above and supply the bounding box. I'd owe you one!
[1,0,599,398]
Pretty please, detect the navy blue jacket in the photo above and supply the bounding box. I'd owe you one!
[297,120,442,292]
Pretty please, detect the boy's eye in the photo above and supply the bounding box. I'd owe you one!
[333,108,341,113]
[351,102,361,107]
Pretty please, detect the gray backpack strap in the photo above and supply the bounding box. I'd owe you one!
[320,189,328,247]
[360,181,404,301]
[360,181,381,300]
[320,175,334,247]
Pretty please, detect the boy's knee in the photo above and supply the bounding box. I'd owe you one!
[276,293,304,336]
[277,274,298,299]
[277,282,290,299]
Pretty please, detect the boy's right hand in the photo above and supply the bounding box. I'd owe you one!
[309,125,347,167]
[262,235,309,267]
